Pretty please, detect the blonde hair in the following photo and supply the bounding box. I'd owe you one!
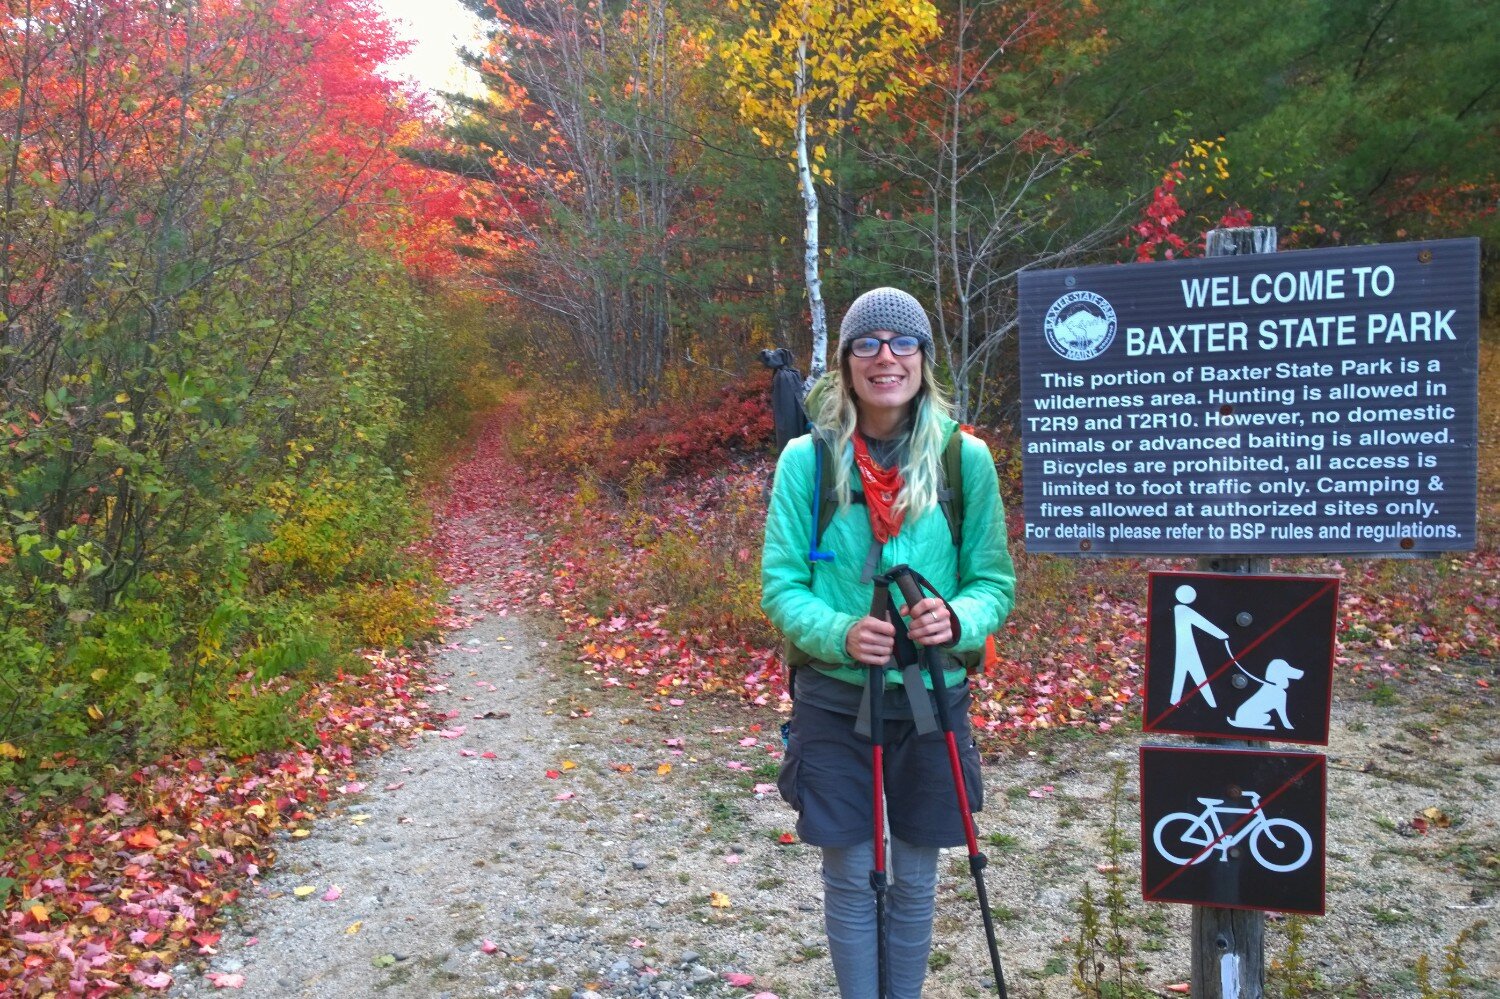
[804,355,955,523]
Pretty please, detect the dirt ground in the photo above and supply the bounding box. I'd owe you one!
[169,589,1497,999]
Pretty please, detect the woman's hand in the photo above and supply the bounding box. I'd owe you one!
[899,598,953,647]
[845,615,896,665]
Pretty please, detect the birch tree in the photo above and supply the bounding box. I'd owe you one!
[720,0,940,380]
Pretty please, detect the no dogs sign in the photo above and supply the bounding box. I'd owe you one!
[1143,571,1338,744]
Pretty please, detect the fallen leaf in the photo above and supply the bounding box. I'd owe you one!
[136,971,173,989]
[293,886,316,898]
[710,891,731,908]
[322,885,342,901]
[125,827,160,850]
[346,922,363,935]
[206,972,246,989]
[778,833,795,845]
[657,762,671,776]
[480,939,499,954]
[723,972,755,987]
[554,791,576,801]
[545,769,561,779]
[291,828,310,838]
[561,760,577,771]
[384,782,405,791]
[371,954,396,968]
[1166,985,1190,994]
[481,751,497,759]
[1420,806,1452,828]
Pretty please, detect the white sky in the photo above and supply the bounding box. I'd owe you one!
[372,0,489,98]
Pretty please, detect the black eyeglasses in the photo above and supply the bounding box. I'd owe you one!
[848,334,922,358]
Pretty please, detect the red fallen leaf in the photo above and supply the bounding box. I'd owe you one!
[125,826,160,850]
[545,769,561,779]
[1166,985,1190,994]
[480,751,497,759]
[778,833,795,845]
[192,932,222,949]
[723,971,755,987]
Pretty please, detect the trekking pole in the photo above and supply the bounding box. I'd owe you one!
[865,585,891,999]
[889,565,1008,999]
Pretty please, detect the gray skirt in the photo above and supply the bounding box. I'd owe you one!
[777,695,984,848]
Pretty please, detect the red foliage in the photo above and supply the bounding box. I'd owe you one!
[0,651,445,996]
[604,374,775,479]
[0,0,466,283]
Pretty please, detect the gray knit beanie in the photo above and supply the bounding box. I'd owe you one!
[837,287,935,363]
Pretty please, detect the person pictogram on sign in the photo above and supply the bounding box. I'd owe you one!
[1227,656,1305,732]
[1171,584,1224,707]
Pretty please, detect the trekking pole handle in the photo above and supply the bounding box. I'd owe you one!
[888,567,924,616]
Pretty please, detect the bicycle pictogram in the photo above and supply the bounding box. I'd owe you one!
[1152,790,1314,873]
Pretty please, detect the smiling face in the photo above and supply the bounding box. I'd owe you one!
[846,332,924,428]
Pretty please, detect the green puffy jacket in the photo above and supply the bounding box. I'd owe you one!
[761,417,1017,691]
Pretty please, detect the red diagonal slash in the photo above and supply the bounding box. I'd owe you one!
[1144,754,1323,901]
[1146,578,1337,731]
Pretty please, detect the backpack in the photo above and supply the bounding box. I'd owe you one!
[759,348,808,455]
[785,428,980,674]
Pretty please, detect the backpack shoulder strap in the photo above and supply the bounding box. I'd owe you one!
[938,428,964,548]
[814,435,865,542]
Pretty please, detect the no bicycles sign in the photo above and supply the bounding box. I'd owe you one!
[1140,745,1327,914]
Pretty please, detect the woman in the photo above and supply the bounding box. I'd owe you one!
[762,287,1016,998]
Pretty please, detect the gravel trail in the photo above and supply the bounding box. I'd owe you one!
[162,592,1499,998]
[166,590,843,999]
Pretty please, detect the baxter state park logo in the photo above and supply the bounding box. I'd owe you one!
[1044,290,1117,361]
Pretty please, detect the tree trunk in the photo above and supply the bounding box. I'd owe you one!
[796,36,828,380]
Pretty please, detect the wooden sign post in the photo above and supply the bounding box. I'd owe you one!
[1191,225,1276,999]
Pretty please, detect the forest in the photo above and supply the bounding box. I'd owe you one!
[0,0,1495,995]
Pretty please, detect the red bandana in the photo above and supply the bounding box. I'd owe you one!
[853,435,905,542]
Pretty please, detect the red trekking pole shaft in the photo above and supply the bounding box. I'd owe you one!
[866,586,890,999]
[891,568,1007,999]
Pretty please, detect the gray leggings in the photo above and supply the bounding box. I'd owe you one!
[821,836,940,999]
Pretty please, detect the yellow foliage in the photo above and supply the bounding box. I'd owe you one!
[719,0,940,155]
[335,579,436,649]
